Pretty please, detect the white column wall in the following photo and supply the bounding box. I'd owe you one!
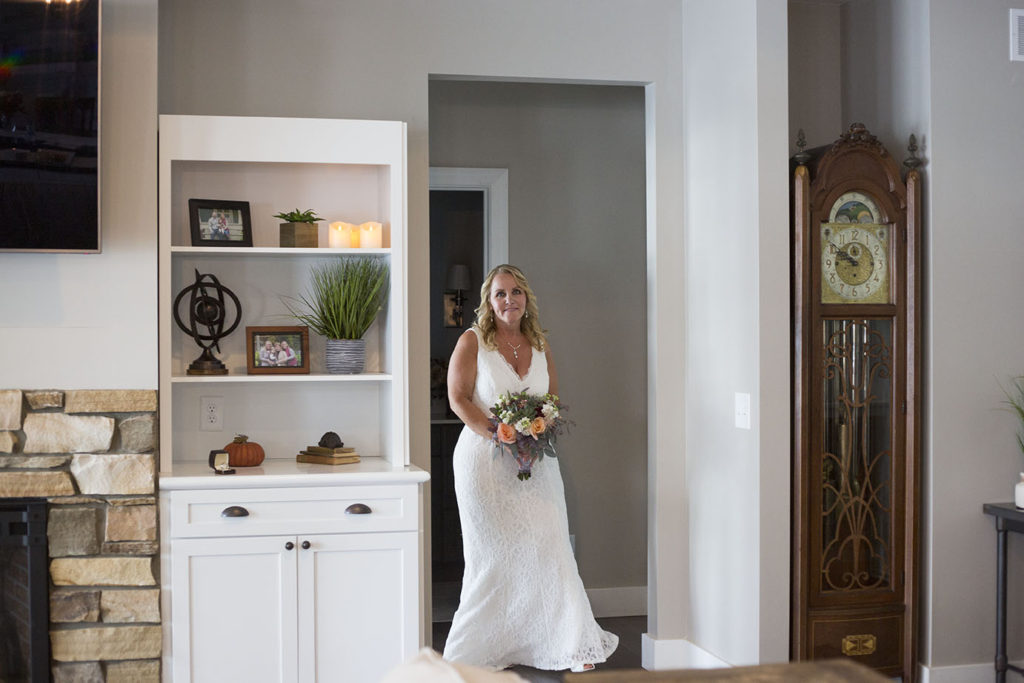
[680,0,790,666]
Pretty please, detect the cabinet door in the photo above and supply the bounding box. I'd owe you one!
[297,532,418,682]
[172,536,298,683]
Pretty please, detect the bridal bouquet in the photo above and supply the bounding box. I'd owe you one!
[489,390,568,481]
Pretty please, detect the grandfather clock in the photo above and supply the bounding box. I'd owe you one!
[791,124,922,681]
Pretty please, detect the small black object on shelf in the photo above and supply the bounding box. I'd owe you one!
[208,449,235,475]
[319,431,344,449]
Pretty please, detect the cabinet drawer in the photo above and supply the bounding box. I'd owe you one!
[808,611,903,673]
[168,485,418,538]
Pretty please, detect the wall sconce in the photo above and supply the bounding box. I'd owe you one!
[444,264,472,328]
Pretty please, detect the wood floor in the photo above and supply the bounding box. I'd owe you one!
[432,615,647,682]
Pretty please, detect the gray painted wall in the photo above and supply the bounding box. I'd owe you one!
[158,0,703,652]
[429,80,648,591]
[923,0,1024,672]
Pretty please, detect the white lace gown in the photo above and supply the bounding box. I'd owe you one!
[442,328,618,672]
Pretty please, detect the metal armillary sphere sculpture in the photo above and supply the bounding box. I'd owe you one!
[173,269,242,375]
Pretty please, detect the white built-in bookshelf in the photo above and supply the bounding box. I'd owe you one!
[157,115,408,473]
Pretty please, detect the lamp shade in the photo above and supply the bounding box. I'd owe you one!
[446,264,472,291]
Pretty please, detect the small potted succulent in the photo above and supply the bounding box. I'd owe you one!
[283,257,389,373]
[274,208,323,248]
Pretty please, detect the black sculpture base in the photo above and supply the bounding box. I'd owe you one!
[186,349,229,376]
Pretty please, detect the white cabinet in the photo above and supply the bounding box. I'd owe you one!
[157,115,427,682]
[164,475,426,683]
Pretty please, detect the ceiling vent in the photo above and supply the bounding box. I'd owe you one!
[1012,9,1024,61]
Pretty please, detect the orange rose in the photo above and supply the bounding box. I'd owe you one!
[529,417,547,438]
[496,422,518,444]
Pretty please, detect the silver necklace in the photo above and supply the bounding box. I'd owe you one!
[506,341,522,360]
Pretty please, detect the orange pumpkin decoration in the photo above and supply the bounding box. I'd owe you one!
[224,434,265,467]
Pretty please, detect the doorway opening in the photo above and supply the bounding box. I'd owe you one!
[428,79,649,639]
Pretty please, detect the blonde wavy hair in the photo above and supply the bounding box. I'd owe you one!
[473,264,548,351]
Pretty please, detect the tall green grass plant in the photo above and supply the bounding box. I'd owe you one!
[284,258,389,340]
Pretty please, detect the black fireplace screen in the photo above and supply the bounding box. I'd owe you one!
[0,500,48,683]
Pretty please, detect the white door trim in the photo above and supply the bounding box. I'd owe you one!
[429,167,509,272]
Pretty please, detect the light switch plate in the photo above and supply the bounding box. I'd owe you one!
[735,392,751,430]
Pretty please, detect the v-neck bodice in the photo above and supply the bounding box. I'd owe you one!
[470,327,547,413]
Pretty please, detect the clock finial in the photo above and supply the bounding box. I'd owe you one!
[904,134,922,172]
[794,129,811,165]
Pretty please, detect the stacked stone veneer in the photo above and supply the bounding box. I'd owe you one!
[0,389,160,683]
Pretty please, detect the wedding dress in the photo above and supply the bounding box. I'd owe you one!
[442,328,618,672]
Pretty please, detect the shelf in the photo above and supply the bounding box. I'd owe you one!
[170,373,392,384]
[171,246,390,256]
[159,115,408,473]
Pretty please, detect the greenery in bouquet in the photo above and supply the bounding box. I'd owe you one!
[489,390,569,481]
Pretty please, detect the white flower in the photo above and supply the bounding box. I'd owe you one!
[515,418,532,435]
[541,402,559,420]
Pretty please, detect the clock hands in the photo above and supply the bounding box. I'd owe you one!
[829,241,859,267]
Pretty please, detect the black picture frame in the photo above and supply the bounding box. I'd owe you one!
[189,198,253,247]
[246,326,310,375]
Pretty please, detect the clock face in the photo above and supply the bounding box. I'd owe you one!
[821,192,889,303]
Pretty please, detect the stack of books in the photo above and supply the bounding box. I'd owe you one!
[296,444,360,465]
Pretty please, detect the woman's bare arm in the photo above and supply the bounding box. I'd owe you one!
[448,330,495,438]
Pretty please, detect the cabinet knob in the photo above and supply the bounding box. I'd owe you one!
[345,503,372,515]
[285,541,295,551]
[301,540,311,550]
[221,506,249,518]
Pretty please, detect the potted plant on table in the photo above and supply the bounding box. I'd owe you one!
[283,258,389,374]
[274,208,323,248]
[1003,376,1024,508]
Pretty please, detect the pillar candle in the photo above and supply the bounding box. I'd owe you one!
[328,222,353,249]
[359,221,383,249]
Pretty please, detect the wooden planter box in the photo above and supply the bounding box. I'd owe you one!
[279,222,318,248]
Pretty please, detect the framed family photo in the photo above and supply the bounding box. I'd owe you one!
[189,198,253,247]
[246,326,310,375]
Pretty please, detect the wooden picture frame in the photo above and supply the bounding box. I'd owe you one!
[246,326,310,374]
[443,291,462,328]
[189,198,253,247]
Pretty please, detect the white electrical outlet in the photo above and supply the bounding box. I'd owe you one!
[200,396,224,432]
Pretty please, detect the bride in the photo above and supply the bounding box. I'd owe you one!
[442,264,618,673]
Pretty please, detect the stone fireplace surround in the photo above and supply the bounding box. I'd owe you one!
[0,390,160,683]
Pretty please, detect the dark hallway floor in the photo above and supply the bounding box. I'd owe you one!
[432,615,647,682]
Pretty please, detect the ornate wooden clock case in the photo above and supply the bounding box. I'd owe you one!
[791,124,922,681]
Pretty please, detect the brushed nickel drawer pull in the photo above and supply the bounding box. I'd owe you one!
[345,503,372,515]
[221,506,249,518]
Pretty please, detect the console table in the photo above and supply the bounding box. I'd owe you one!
[983,503,1024,682]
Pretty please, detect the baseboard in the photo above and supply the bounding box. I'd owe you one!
[918,660,1017,683]
[587,586,647,618]
[641,634,729,671]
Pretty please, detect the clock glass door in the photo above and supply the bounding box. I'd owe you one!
[818,318,894,596]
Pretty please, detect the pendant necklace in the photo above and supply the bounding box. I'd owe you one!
[507,341,522,360]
